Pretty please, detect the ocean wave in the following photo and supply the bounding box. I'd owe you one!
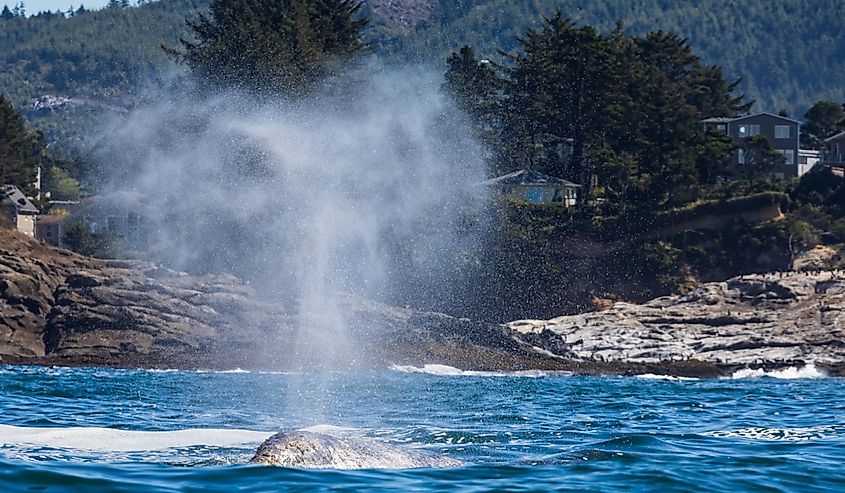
[729,364,827,380]
[388,364,547,378]
[635,374,699,381]
[0,424,272,452]
[705,425,844,441]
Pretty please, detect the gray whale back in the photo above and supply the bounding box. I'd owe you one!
[250,430,462,469]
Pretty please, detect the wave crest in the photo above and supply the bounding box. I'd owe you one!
[730,364,827,379]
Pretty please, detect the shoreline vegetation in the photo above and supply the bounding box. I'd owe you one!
[0,1,843,376]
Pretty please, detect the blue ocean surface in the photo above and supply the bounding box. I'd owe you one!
[0,364,843,492]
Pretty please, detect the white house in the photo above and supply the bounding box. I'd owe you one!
[1,184,39,236]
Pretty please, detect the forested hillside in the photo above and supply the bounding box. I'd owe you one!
[372,0,845,115]
[0,0,204,106]
[0,0,843,138]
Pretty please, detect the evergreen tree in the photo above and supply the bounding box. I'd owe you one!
[442,45,503,169]
[802,100,845,149]
[0,5,13,18]
[443,45,498,123]
[740,135,784,180]
[165,0,368,96]
[444,10,750,210]
[0,95,41,192]
[498,13,619,187]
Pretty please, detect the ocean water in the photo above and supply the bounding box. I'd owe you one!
[0,364,843,492]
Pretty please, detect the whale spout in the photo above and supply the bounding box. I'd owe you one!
[250,430,463,469]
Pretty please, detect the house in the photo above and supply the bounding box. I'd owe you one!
[702,112,802,178]
[822,130,845,165]
[69,191,152,250]
[822,130,845,177]
[35,215,67,247]
[482,169,580,206]
[1,184,39,236]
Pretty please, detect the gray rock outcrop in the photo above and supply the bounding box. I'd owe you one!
[507,271,845,375]
[0,231,550,371]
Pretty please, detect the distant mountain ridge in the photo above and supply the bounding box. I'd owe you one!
[0,0,843,145]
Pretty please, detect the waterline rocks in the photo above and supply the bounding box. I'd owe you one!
[507,271,845,376]
[0,231,548,371]
[2,231,844,377]
[250,430,463,469]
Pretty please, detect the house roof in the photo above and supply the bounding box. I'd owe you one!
[482,169,580,187]
[824,130,845,142]
[701,112,802,125]
[2,185,39,214]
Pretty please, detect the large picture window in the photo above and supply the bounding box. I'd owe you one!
[774,125,791,138]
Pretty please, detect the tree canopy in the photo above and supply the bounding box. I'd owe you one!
[165,0,368,96]
[801,100,845,149]
[445,12,752,210]
[0,95,41,192]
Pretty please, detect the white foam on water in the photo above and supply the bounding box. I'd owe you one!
[635,374,699,381]
[0,424,273,452]
[729,364,827,380]
[705,425,843,441]
[300,424,359,434]
[389,364,547,378]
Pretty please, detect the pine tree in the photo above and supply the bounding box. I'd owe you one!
[165,0,368,97]
[0,5,13,18]
[0,95,41,192]
[443,45,503,170]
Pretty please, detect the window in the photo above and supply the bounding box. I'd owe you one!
[777,149,795,165]
[716,124,727,133]
[551,189,564,203]
[523,187,545,203]
[774,125,791,139]
[737,149,746,164]
[738,124,760,138]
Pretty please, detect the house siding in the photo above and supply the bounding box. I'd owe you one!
[730,114,800,177]
[706,113,801,178]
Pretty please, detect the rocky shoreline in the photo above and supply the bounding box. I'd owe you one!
[1,231,843,377]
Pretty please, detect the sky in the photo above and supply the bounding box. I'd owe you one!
[8,0,112,14]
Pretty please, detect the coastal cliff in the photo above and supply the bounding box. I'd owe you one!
[1,230,843,376]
